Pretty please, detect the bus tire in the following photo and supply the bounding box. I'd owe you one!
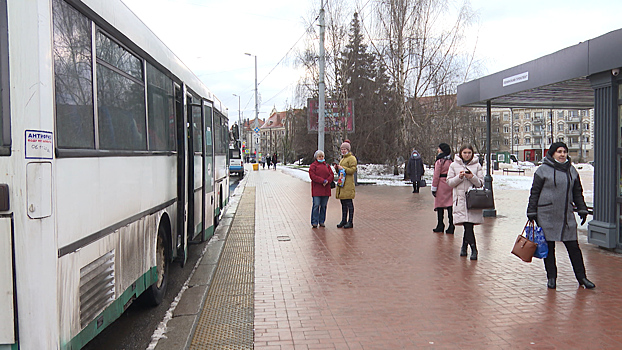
[144,224,169,306]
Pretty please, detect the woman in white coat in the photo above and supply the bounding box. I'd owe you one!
[446,145,485,260]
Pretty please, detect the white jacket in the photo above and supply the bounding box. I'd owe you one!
[446,154,485,225]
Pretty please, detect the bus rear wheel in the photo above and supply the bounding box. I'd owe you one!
[144,225,169,306]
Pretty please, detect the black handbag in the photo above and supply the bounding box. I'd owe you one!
[330,181,336,189]
[419,179,427,187]
[465,187,494,209]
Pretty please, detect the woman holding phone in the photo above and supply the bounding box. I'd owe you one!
[446,144,485,260]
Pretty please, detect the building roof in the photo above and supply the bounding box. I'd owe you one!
[457,28,622,109]
[243,117,264,131]
[260,108,287,129]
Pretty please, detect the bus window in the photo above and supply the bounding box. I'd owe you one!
[95,31,146,151]
[52,0,95,149]
[146,63,175,151]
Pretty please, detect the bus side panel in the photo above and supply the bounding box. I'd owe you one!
[58,212,162,348]
[55,157,176,249]
[0,218,14,344]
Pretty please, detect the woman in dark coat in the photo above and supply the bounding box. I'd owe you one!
[308,150,334,228]
[527,142,594,289]
[431,143,454,234]
[407,149,425,193]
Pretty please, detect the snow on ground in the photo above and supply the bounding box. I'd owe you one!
[280,162,595,194]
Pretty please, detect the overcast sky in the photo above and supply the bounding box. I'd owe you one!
[121,0,622,125]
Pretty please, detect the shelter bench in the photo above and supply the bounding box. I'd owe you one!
[502,168,525,175]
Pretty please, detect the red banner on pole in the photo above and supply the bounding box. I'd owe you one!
[307,99,355,133]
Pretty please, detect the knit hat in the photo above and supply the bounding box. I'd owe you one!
[547,142,568,157]
[438,143,451,155]
[340,142,351,151]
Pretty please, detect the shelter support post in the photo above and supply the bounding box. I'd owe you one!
[483,101,496,217]
[588,72,618,248]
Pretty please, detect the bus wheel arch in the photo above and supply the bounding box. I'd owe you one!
[143,216,171,306]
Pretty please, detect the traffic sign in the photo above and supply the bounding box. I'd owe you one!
[253,127,260,133]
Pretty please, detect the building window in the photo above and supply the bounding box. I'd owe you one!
[504,138,509,145]
[534,112,542,120]
[568,123,578,131]
[557,111,565,119]
[524,112,531,120]
[514,125,520,133]
[525,137,531,145]
[524,125,530,132]
[570,110,578,119]
[480,114,486,122]
[584,123,590,131]
[503,126,510,133]
[503,112,509,121]
[557,136,565,142]
[558,124,564,131]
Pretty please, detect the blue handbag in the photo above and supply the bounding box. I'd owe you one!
[525,222,548,259]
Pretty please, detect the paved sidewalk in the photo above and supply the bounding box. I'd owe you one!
[183,166,622,350]
[247,168,622,350]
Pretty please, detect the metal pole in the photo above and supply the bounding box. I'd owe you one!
[245,53,259,155]
[318,0,325,151]
[484,100,496,217]
[233,94,242,148]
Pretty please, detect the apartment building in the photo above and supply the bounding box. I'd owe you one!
[477,108,594,162]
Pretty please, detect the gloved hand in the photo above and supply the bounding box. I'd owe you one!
[579,212,588,225]
[527,213,538,224]
[432,191,437,197]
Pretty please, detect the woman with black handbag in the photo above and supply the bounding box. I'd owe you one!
[446,144,484,260]
[527,142,594,289]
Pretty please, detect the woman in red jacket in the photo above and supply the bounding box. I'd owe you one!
[309,150,335,228]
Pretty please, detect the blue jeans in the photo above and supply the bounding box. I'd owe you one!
[311,196,329,225]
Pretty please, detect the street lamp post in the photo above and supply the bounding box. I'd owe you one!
[245,53,259,156]
[232,93,242,148]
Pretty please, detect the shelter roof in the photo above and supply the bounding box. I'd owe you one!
[457,28,622,109]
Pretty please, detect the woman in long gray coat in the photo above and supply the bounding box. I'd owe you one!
[446,145,484,260]
[527,142,594,289]
[407,149,425,193]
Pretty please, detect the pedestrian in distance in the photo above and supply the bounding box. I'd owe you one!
[335,142,357,229]
[309,150,334,228]
[431,143,454,234]
[446,144,484,260]
[407,149,425,193]
[266,155,272,169]
[272,153,277,170]
[527,142,595,289]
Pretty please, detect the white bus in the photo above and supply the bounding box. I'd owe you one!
[0,0,229,349]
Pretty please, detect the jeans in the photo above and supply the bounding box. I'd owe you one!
[311,196,329,225]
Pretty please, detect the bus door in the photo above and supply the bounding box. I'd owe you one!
[0,217,15,344]
[188,93,204,242]
[203,102,214,241]
[175,84,188,266]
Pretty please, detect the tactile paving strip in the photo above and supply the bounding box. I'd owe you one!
[190,187,255,350]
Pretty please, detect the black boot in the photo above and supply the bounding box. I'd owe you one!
[413,181,420,193]
[445,207,454,234]
[433,209,444,232]
[337,202,348,228]
[469,244,478,260]
[343,222,353,229]
[547,278,556,289]
[460,237,468,256]
[579,278,595,289]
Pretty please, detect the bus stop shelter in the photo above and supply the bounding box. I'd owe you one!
[457,28,622,250]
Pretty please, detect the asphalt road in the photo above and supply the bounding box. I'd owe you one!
[83,175,241,350]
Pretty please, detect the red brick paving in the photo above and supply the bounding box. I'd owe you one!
[248,168,622,349]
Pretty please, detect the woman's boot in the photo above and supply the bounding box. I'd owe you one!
[337,204,348,228]
[469,244,478,260]
[460,237,468,257]
[445,207,455,234]
[433,209,444,232]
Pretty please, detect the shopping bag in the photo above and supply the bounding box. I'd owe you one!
[525,223,548,259]
[419,179,427,187]
[511,221,537,262]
